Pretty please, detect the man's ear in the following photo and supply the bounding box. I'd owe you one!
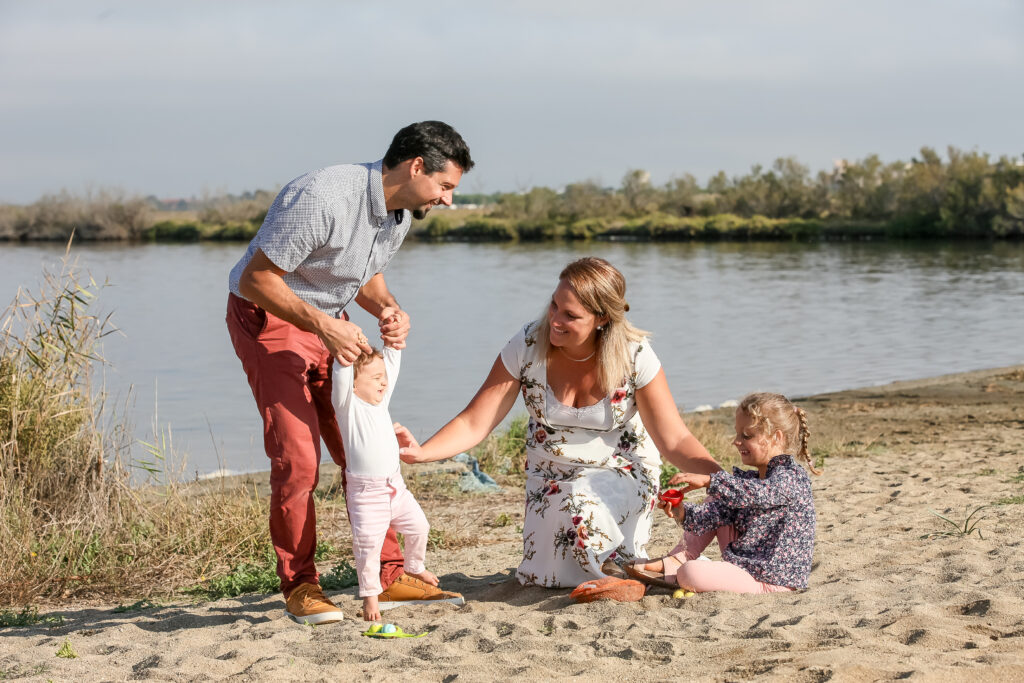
[409,156,425,177]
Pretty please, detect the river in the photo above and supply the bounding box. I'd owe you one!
[2,239,1022,476]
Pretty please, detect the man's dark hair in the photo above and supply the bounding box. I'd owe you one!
[383,121,474,174]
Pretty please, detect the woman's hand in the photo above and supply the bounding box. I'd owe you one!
[668,472,712,495]
[394,423,426,463]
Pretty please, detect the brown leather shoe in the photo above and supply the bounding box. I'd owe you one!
[378,573,465,611]
[285,583,345,624]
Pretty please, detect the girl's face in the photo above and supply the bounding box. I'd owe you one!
[548,280,605,350]
[354,356,388,405]
[733,410,785,472]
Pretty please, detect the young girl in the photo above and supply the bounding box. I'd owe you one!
[332,344,463,621]
[629,392,819,594]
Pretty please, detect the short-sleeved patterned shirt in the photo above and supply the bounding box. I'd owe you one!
[228,159,409,317]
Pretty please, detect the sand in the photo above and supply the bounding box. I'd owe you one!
[2,366,1023,681]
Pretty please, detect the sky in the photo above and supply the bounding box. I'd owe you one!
[1,1,1022,203]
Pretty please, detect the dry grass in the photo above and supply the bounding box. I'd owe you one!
[0,248,271,605]
[0,189,152,241]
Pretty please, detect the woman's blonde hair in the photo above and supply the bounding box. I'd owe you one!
[738,392,820,475]
[535,257,649,395]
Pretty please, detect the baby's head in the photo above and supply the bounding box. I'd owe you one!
[734,392,820,474]
[353,347,387,405]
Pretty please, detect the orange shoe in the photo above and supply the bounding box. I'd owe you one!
[378,573,465,611]
[285,583,345,624]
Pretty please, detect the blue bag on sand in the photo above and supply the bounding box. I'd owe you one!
[453,453,501,493]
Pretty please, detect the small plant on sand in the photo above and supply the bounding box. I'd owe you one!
[0,606,64,628]
[193,542,356,600]
[921,505,991,540]
[427,528,449,551]
[112,599,160,613]
[319,560,358,591]
[55,639,78,659]
[491,512,512,527]
[472,415,527,478]
[660,463,680,489]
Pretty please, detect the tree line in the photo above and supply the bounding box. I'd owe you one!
[426,147,1024,240]
[2,147,1022,242]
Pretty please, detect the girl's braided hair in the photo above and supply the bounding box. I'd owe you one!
[738,392,821,475]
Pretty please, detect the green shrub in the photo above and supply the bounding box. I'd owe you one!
[516,220,563,241]
[447,217,517,241]
[416,215,454,240]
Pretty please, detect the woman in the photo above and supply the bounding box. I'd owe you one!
[395,257,721,587]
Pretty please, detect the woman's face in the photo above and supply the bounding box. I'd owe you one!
[548,279,603,350]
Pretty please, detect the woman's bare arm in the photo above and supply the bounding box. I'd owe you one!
[396,356,521,463]
[635,369,722,475]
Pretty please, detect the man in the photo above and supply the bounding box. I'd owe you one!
[226,121,473,624]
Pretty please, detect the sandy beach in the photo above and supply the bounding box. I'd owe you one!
[2,366,1023,681]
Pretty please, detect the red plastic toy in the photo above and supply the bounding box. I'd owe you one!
[659,489,684,507]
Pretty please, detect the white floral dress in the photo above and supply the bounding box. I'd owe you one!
[500,322,663,587]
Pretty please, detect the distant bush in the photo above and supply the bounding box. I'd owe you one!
[418,217,516,241]
[0,190,151,241]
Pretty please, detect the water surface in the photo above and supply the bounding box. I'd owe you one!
[1,240,1021,475]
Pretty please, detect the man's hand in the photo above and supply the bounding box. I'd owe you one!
[378,307,411,349]
[319,317,373,365]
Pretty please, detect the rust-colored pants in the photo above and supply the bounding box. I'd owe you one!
[226,293,405,596]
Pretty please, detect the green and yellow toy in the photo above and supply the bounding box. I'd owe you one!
[361,623,428,639]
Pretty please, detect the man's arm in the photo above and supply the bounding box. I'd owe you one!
[356,272,411,349]
[238,249,370,365]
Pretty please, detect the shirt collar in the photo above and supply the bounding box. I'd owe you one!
[766,454,794,472]
[367,159,405,226]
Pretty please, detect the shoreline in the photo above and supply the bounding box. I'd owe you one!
[192,363,1024,482]
[3,363,1023,680]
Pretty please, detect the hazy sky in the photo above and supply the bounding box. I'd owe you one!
[1,1,1022,203]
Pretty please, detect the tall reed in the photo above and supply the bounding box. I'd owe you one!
[0,247,270,605]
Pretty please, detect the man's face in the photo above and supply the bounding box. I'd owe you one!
[408,159,463,219]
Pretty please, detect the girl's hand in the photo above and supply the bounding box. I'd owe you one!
[668,472,712,494]
[394,423,426,463]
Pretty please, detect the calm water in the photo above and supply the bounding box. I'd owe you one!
[2,240,1022,475]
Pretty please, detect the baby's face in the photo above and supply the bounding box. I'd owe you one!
[354,356,388,405]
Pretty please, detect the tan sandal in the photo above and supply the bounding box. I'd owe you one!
[623,553,686,589]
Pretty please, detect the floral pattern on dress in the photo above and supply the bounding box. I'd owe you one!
[682,454,816,589]
[510,322,663,588]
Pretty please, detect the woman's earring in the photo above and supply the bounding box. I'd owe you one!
[597,325,603,331]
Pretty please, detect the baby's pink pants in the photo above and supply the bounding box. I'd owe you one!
[669,526,794,594]
[346,471,429,597]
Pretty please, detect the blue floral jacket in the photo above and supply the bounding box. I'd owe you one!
[682,454,816,589]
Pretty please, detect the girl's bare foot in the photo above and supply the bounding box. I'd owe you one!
[362,595,381,622]
[406,569,439,586]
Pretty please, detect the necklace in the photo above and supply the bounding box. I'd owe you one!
[560,347,596,362]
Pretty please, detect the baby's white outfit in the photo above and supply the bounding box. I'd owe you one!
[332,347,429,597]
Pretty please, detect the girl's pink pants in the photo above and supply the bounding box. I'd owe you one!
[668,526,794,594]
[346,471,429,597]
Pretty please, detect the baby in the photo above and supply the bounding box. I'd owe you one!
[332,342,462,621]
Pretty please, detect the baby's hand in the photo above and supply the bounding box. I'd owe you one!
[379,307,409,349]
